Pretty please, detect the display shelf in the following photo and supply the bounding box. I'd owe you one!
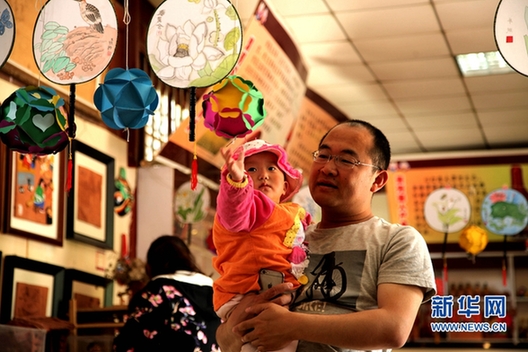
[69,299,128,336]
[405,250,528,349]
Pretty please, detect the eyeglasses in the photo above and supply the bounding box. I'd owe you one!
[312,150,381,170]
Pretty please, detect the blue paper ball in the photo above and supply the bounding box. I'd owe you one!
[94,68,159,129]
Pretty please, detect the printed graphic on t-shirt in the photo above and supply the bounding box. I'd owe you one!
[296,250,366,310]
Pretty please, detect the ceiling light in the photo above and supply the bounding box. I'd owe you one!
[455,51,514,77]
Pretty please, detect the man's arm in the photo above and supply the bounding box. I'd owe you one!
[236,283,425,351]
[216,283,294,352]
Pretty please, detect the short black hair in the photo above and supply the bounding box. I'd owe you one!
[319,119,391,170]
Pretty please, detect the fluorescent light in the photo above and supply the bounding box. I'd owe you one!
[456,51,514,77]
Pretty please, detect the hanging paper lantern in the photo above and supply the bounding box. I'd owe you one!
[459,225,488,256]
[0,0,15,69]
[0,86,70,155]
[146,0,244,190]
[423,187,471,291]
[94,68,159,129]
[202,75,266,138]
[32,0,119,192]
[481,187,528,287]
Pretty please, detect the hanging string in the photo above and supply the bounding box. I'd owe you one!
[123,0,131,70]
[502,235,507,287]
[189,87,196,142]
[123,0,131,142]
[441,227,448,294]
[36,0,44,87]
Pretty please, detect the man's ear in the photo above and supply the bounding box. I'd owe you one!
[371,170,388,193]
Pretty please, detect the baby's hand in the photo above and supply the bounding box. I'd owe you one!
[221,145,245,181]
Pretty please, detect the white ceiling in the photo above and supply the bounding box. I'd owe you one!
[149,0,528,157]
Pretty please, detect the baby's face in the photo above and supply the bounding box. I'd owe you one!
[245,152,287,203]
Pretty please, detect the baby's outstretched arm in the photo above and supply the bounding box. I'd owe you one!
[221,145,245,181]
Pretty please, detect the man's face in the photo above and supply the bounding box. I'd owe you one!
[308,124,380,217]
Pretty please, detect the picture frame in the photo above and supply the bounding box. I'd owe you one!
[0,255,65,323]
[59,269,113,319]
[2,148,66,246]
[66,140,114,249]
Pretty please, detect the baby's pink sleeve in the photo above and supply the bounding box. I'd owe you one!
[216,170,275,232]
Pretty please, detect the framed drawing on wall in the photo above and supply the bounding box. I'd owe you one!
[66,140,114,249]
[2,149,66,246]
[0,256,65,323]
[59,268,113,319]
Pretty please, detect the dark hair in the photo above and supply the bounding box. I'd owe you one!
[319,119,391,170]
[147,235,202,277]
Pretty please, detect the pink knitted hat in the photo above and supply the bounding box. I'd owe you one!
[236,139,302,202]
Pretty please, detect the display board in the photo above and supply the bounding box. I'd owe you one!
[385,152,528,246]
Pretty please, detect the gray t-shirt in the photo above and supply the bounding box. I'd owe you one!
[293,216,437,352]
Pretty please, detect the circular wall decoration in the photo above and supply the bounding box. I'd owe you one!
[481,188,528,235]
[494,0,528,76]
[32,0,118,84]
[0,0,15,69]
[146,0,243,88]
[423,188,471,233]
[174,181,210,224]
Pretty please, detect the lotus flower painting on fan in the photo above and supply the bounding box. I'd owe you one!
[146,0,243,89]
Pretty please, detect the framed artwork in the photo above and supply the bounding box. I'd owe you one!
[2,149,66,246]
[66,140,115,249]
[0,256,65,323]
[59,269,113,319]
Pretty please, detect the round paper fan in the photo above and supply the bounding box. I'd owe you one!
[32,0,118,85]
[0,0,15,69]
[146,0,243,89]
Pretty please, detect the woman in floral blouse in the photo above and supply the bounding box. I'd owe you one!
[113,235,221,352]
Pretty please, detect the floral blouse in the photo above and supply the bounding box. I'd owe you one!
[113,272,221,352]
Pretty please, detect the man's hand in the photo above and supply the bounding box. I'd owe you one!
[234,302,295,351]
[216,283,293,352]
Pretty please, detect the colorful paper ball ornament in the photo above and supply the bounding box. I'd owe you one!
[93,68,159,129]
[202,75,266,138]
[459,225,488,256]
[0,86,70,155]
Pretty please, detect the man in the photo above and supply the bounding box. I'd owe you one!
[217,120,436,352]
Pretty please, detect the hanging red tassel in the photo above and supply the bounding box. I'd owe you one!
[191,157,198,190]
[65,157,73,192]
[121,233,128,258]
[443,261,448,287]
